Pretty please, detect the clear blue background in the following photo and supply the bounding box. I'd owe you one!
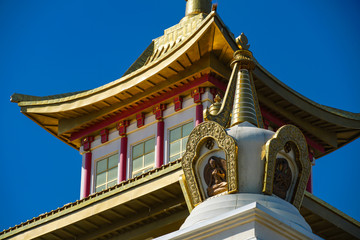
[1,0,359,231]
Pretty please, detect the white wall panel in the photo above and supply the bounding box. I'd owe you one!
[78,88,218,193]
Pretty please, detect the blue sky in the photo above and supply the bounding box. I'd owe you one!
[1,0,359,231]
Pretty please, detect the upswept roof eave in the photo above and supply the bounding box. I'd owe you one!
[254,60,360,127]
[0,160,183,239]
[23,112,80,150]
[10,90,88,104]
[11,12,219,113]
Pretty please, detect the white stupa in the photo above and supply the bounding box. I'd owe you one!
[157,46,319,240]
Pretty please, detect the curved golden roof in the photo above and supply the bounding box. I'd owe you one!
[10,11,360,157]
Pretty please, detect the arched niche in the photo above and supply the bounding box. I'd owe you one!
[181,121,238,207]
[263,125,311,209]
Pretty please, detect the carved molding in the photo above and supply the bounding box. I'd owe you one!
[263,125,311,209]
[181,121,238,207]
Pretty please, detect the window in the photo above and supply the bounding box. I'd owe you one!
[169,121,193,162]
[95,154,118,192]
[132,138,155,177]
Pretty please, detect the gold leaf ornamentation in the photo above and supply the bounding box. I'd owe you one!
[236,33,250,50]
[263,125,311,209]
[204,50,257,127]
[181,121,238,207]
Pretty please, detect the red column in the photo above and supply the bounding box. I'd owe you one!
[195,103,203,126]
[119,136,128,182]
[82,136,94,198]
[156,120,165,168]
[84,151,92,198]
[117,120,129,182]
[153,104,166,168]
[191,88,204,126]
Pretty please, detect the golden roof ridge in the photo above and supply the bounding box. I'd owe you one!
[12,12,217,109]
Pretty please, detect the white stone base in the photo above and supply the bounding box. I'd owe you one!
[156,194,322,240]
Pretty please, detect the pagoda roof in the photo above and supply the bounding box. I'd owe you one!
[11,11,360,158]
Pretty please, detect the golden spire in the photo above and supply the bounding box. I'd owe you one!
[185,0,212,16]
[230,68,258,126]
[204,33,263,128]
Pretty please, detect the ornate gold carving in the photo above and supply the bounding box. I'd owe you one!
[208,94,222,115]
[263,125,311,209]
[284,142,292,153]
[181,121,238,206]
[179,174,194,212]
[236,33,250,50]
[205,139,214,150]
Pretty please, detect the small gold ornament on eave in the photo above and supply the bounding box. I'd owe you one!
[236,33,250,50]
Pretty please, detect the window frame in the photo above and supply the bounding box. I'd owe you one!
[94,152,119,193]
[168,120,193,163]
[131,137,156,178]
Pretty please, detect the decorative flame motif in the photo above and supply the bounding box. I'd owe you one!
[236,33,250,50]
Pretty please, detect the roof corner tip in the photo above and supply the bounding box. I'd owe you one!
[10,93,20,103]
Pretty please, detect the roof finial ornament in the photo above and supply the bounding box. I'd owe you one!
[204,34,263,128]
[236,33,250,50]
[212,3,218,12]
[185,0,212,16]
[208,94,222,115]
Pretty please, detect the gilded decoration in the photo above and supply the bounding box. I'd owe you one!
[181,121,238,207]
[249,72,264,128]
[230,69,258,127]
[263,125,311,209]
[208,94,222,115]
[204,50,255,127]
[235,33,250,50]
